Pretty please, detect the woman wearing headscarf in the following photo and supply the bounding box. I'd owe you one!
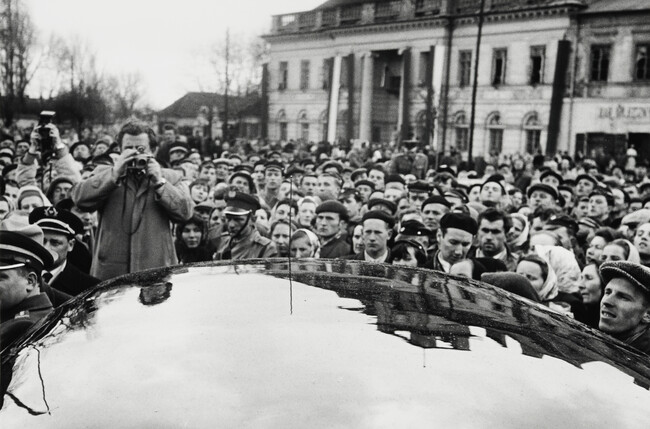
[290,228,321,258]
[174,215,214,264]
[507,213,529,259]
[600,238,641,264]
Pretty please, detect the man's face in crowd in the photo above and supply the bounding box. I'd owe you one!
[480,183,503,206]
[340,195,361,219]
[384,188,403,203]
[478,219,507,257]
[634,223,650,256]
[230,177,251,194]
[576,179,595,197]
[529,190,554,211]
[437,227,474,265]
[573,199,589,218]
[300,176,318,197]
[468,186,481,203]
[385,182,405,193]
[122,133,151,154]
[588,195,610,220]
[214,163,229,180]
[43,232,74,268]
[315,212,341,240]
[169,150,186,163]
[15,141,29,157]
[199,167,217,187]
[362,218,391,257]
[355,185,373,203]
[226,213,252,236]
[422,203,449,231]
[368,169,385,191]
[0,266,36,311]
[317,176,340,201]
[271,223,291,257]
[559,190,573,210]
[611,188,627,215]
[163,129,175,144]
[600,278,650,336]
[51,182,73,205]
[265,168,283,190]
[541,176,560,189]
[408,191,428,208]
[253,166,266,187]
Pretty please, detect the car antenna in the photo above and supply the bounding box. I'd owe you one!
[287,173,294,315]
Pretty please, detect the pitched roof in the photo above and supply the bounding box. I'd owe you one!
[158,92,260,119]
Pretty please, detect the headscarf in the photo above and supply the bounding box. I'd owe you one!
[293,228,321,258]
[533,244,580,294]
[16,185,51,210]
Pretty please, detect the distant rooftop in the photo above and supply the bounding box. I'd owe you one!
[158,92,260,119]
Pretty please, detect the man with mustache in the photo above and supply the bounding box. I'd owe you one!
[599,261,650,354]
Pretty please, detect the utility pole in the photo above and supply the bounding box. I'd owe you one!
[467,0,486,168]
[223,28,230,141]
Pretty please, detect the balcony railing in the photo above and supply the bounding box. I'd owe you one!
[269,0,562,35]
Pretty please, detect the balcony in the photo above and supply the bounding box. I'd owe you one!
[268,0,565,35]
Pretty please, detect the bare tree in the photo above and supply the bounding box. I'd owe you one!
[105,71,145,120]
[0,0,36,126]
[209,33,267,96]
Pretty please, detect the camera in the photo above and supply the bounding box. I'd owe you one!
[36,110,56,162]
[127,146,152,173]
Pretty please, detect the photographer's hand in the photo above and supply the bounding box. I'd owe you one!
[24,129,42,164]
[146,158,163,187]
[112,148,138,182]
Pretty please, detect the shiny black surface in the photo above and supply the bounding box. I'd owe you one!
[2,259,650,428]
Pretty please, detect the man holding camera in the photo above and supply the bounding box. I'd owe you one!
[72,120,194,281]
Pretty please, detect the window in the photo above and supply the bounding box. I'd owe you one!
[300,60,310,90]
[278,110,288,141]
[322,58,333,90]
[454,112,468,151]
[524,113,542,154]
[492,48,507,85]
[301,123,309,141]
[279,123,288,140]
[418,51,430,86]
[530,45,545,85]
[635,44,650,81]
[278,61,288,90]
[590,45,610,82]
[459,50,472,87]
[487,113,503,154]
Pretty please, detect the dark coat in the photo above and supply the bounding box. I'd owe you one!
[320,235,351,259]
[51,262,101,296]
[341,249,391,263]
[1,293,53,350]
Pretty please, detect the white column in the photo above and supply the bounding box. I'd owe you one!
[359,52,374,142]
[327,55,342,143]
[432,45,445,151]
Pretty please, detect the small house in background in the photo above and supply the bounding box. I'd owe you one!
[157,92,262,141]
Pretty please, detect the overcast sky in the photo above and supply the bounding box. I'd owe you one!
[24,0,323,109]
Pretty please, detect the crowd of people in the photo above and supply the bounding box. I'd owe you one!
[1,119,650,356]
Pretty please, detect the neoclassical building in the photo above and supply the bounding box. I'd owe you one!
[262,0,650,161]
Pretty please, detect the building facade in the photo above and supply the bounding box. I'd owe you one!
[263,0,650,162]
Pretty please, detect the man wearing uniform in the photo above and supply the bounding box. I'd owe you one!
[214,191,278,260]
[29,206,101,296]
[0,223,56,350]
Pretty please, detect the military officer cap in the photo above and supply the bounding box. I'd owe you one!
[29,206,83,237]
[0,220,54,271]
[234,163,254,174]
[539,169,564,186]
[224,191,260,216]
[213,158,231,167]
[285,165,305,178]
[168,142,189,156]
[600,261,650,296]
[361,210,395,229]
[367,198,397,215]
[399,219,434,237]
[265,160,284,173]
[439,212,478,235]
[408,180,431,193]
[321,160,344,174]
[422,195,451,210]
[315,200,349,222]
[354,179,376,191]
[437,165,457,177]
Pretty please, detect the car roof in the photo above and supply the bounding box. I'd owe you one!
[2,259,650,427]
